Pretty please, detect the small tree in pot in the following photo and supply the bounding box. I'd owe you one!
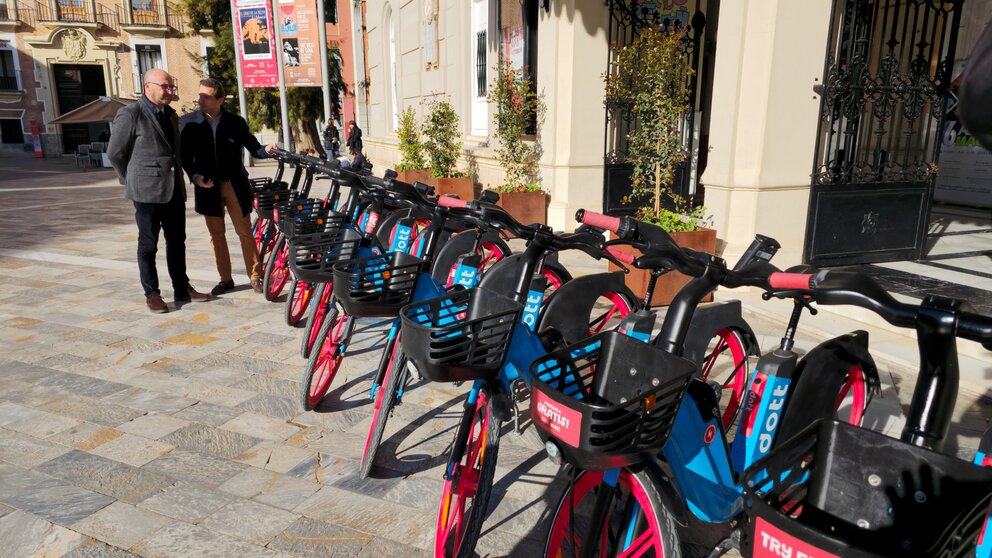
[394,106,431,184]
[421,96,474,199]
[486,61,548,225]
[605,25,713,305]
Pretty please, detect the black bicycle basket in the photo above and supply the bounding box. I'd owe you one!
[528,331,694,471]
[288,228,362,284]
[248,177,274,195]
[332,251,427,318]
[253,181,291,220]
[740,419,992,558]
[400,287,523,383]
[274,199,344,239]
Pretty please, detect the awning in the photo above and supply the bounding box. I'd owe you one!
[49,96,136,125]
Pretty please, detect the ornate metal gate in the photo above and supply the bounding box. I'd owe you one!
[804,0,962,266]
[602,0,707,214]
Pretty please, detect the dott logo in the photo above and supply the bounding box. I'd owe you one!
[758,383,790,454]
[521,290,543,330]
[393,225,411,252]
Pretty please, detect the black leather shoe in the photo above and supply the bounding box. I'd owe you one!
[210,280,236,296]
[176,286,211,302]
[146,294,169,313]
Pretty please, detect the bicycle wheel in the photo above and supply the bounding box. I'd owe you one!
[834,364,868,426]
[258,221,278,266]
[300,283,331,359]
[301,308,354,411]
[435,389,501,558]
[544,465,682,558]
[252,217,267,252]
[263,235,291,301]
[359,339,405,479]
[284,280,313,327]
[587,291,636,336]
[699,328,750,430]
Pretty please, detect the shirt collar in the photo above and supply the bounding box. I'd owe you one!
[141,95,167,115]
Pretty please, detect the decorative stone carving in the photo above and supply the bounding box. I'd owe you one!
[423,0,438,69]
[62,29,87,61]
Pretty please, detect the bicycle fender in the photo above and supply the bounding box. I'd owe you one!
[538,271,635,345]
[776,330,880,443]
[633,461,692,528]
[676,300,761,368]
[542,258,572,286]
[430,230,508,283]
[478,253,528,298]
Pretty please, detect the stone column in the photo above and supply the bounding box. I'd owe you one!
[700,0,832,266]
[538,0,610,231]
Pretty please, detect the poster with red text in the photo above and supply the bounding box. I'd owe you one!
[278,0,322,87]
[233,0,278,88]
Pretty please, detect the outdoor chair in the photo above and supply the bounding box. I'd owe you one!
[74,144,91,170]
[89,142,104,166]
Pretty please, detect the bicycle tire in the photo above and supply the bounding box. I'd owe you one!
[263,235,290,302]
[284,280,312,327]
[835,364,868,426]
[434,389,501,558]
[544,464,682,558]
[300,309,353,411]
[359,340,405,479]
[300,283,330,359]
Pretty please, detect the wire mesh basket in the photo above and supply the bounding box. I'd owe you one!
[288,228,363,284]
[332,252,427,318]
[274,199,344,239]
[400,287,523,382]
[740,419,992,558]
[528,331,694,471]
[253,181,291,220]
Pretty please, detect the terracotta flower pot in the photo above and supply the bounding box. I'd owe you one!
[435,176,476,200]
[494,190,548,227]
[608,227,717,307]
[395,168,434,186]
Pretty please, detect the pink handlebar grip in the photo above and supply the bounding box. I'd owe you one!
[606,247,636,265]
[769,272,814,290]
[578,210,621,234]
[438,195,469,209]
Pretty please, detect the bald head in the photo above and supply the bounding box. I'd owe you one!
[142,68,175,109]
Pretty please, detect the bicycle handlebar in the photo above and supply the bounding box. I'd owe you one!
[438,195,468,209]
[606,247,636,266]
[576,209,623,235]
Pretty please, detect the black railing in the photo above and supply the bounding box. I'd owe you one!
[0,74,19,91]
[0,3,10,20]
[129,1,160,24]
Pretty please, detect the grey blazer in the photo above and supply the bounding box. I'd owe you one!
[107,97,184,204]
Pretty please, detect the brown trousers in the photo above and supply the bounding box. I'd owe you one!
[204,181,261,282]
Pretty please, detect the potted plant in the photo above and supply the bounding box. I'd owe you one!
[605,25,714,306]
[486,61,548,226]
[422,96,474,199]
[394,106,432,185]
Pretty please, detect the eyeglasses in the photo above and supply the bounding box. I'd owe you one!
[147,82,177,92]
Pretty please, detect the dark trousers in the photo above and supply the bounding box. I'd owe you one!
[133,185,189,297]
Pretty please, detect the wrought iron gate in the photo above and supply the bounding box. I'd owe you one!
[602,1,706,214]
[804,0,962,266]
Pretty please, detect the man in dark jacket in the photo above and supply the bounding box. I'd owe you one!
[108,68,211,313]
[346,120,362,154]
[179,78,277,296]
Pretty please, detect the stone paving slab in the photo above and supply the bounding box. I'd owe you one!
[0,160,987,557]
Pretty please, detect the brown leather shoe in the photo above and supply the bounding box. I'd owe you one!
[146,294,169,313]
[176,285,211,302]
[250,278,264,293]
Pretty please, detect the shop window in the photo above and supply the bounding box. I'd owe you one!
[0,118,24,143]
[135,44,163,78]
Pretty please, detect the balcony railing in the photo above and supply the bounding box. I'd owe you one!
[35,0,93,23]
[0,72,21,91]
[0,2,12,20]
[128,0,160,24]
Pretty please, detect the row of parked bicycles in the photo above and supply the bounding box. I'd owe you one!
[247,149,992,558]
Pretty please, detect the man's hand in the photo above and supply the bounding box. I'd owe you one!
[195,175,215,189]
[265,143,279,153]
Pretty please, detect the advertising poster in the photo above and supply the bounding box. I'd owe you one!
[934,120,992,208]
[278,0,322,87]
[233,0,278,88]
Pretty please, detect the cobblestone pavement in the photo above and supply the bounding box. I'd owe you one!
[0,158,989,558]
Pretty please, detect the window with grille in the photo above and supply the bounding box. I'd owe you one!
[0,50,16,90]
[476,31,486,98]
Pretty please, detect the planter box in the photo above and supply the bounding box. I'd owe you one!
[435,176,476,200]
[608,227,717,307]
[395,168,433,186]
[493,190,548,228]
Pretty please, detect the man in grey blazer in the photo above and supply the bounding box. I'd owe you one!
[108,68,210,313]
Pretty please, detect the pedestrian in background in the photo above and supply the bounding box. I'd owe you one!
[322,119,340,159]
[346,119,362,156]
[179,78,278,296]
[107,68,210,313]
